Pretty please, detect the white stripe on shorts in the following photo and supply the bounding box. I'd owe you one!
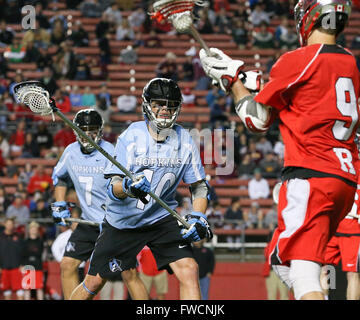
[276,179,310,263]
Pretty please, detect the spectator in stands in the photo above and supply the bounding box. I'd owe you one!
[244,201,264,229]
[53,124,76,149]
[6,193,30,226]
[206,201,224,229]
[34,121,53,155]
[104,1,123,25]
[54,40,77,80]
[250,3,270,26]
[128,6,146,31]
[36,45,54,72]
[188,47,211,90]
[181,53,195,82]
[21,132,40,158]
[22,221,45,300]
[248,168,270,200]
[182,87,196,108]
[95,12,115,40]
[259,152,281,179]
[144,30,161,48]
[116,18,136,41]
[9,119,26,155]
[192,239,215,300]
[137,246,168,300]
[273,133,284,159]
[0,130,10,159]
[196,8,214,34]
[210,95,230,127]
[30,197,50,220]
[95,96,111,123]
[0,19,14,48]
[223,198,243,249]
[247,139,263,165]
[74,55,91,81]
[27,164,53,196]
[351,35,360,50]
[155,52,178,81]
[4,37,26,63]
[256,136,273,155]
[214,8,232,35]
[0,185,11,215]
[81,86,96,107]
[278,26,298,50]
[69,85,83,108]
[264,203,278,231]
[118,45,138,65]
[53,89,71,113]
[80,0,102,18]
[50,18,66,46]
[98,32,112,67]
[275,16,290,42]
[232,19,249,49]
[68,21,89,48]
[23,41,41,64]
[18,162,33,187]
[97,83,112,109]
[252,21,275,49]
[22,20,51,49]
[35,2,51,30]
[40,67,59,97]
[0,218,24,300]
[206,86,224,108]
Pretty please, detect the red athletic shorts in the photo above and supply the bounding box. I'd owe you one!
[324,218,360,272]
[0,268,23,292]
[268,177,356,266]
[22,269,44,290]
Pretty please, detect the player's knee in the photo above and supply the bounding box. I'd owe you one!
[175,259,199,285]
[289,260,323,300]
[346,271,359,282]
[83,275,104,294]
[121,268,138,283]
[60,257,81,274]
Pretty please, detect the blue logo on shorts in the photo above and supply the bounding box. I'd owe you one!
[109,258,122,272]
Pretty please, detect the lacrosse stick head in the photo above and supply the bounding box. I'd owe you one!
[13,81,54,116]
[151,0,205,33]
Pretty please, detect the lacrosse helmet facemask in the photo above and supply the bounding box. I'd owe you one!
[294,0,352,46]
[73,109,104,153]
[142,78,182,132]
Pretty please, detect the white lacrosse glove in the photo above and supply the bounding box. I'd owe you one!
[199,48,244,92]
[239,70,263,93]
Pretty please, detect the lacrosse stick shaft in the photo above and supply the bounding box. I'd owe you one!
[189,24,211,55]
[65,218,100,227]
[53,109,191,229]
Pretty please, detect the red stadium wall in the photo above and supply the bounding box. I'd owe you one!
[46,261,270,300]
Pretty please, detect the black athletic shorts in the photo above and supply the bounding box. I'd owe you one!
[87,214,194,280]
[63,222,100,262]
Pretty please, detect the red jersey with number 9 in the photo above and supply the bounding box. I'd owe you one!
[255,44,360,184]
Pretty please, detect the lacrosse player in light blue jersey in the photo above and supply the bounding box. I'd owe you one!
[70,78,212,300]
[51,108,119,300]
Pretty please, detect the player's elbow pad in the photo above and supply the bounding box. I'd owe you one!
[235,95,273,133]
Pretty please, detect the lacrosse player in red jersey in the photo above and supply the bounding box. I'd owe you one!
[200,0,360,300]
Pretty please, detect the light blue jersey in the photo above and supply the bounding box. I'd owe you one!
[52,140,114,224]
[104,121,205,229]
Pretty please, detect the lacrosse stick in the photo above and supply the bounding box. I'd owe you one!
[64,218,100,227]
[13,81,191,229]
[151,0,211,55]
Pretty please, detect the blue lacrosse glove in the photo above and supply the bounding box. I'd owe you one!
[51,201,71,226]
[181,212,213,243]
[122,174,151,204]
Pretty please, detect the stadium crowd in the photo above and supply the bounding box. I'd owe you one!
[0,0,359,300]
